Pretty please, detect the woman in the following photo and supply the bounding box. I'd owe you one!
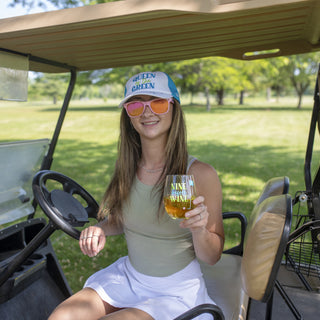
[49,71,224,320]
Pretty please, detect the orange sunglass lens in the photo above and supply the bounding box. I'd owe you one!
[150,99,169,113]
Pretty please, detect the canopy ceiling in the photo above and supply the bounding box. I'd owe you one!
[0,0,319,72]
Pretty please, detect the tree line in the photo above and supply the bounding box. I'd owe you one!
[7,0,320,108]
[8,0,320,108]
[29,53,320,109]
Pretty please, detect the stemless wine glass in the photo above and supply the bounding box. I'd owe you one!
[163,175,196,219]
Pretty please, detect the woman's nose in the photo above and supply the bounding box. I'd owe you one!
[142,104,153,115]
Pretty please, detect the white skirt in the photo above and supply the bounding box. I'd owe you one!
[84,256,215,320]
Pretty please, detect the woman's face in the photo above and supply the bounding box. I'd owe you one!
[128,95,173,142]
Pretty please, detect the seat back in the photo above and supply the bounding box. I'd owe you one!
[223,176,289,256]
[241,194,292,302]
[201,179,291,319]
[255,176,289,207]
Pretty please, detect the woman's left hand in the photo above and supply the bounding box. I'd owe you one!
[179,196,208,231]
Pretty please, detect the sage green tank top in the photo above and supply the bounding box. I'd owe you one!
[122,156,197,277]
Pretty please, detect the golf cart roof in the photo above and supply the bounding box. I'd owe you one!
[0,0,319,73]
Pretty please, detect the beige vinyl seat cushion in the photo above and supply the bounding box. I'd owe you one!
[200,254,248,320]
[255,177,289,207]
[201,194,290,319]
[241,212,285,301]
[241,195,288,302]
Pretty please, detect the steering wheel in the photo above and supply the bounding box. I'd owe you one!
[32,170,99,239]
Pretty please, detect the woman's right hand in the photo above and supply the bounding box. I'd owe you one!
[79,225,106,257]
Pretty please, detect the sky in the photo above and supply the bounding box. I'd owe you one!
[0,1,57,19]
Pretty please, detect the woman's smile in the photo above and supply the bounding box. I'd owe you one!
[141,119,160,126]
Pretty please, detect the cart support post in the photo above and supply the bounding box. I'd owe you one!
[29,69,77,218]
[41,69,77,171]
[304,65,320,192]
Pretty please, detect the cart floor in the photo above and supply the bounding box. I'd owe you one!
[248,265,320,319]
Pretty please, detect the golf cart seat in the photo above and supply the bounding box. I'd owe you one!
[0,140,72,320]
[222,176,290,256]
[255,176,289,207]
[198,193,292,320]
[176,177,291,320]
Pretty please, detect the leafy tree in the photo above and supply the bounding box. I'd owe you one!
[201,57,240,107]
[173,58,240,110]
[282,53,320,109]
[249,58,290,103]
[173,59,205,105]
[268,58,291,101]
[92,63,175,89]
[233,60,260,105]
[29,73,68,103]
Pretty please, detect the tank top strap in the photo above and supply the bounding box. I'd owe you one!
[187,155,197,173]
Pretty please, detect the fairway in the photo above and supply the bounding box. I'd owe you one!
[0,95,316,292]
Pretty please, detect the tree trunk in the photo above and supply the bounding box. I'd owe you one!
[216,88,224,105]
[266,87,271,101]
[275,86,281,103]
[291,76,309,109]
[297,94,302,109]
[190,92,194,105]
[239,90,245,105]
[205,87,211,111]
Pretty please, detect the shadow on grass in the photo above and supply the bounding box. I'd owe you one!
[1,131,310,285]
[40,138,127,292]
[189,139,306,207]
[189,139,307,250]
[48,138,303,215]
[43,137,308,279]
[0,134,309,290]
[50,139,118,200]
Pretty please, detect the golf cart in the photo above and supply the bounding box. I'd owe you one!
[0,0,320,319]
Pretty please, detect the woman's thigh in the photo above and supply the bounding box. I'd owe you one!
[49,288,120,320]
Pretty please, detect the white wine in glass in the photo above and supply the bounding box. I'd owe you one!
[163,175,196,219]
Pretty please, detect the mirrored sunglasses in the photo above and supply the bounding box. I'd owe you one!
[124,98,173,118]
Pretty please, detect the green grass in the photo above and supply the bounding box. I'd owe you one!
[0,95,316,292]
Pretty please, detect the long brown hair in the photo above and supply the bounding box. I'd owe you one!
[98,99,188,226]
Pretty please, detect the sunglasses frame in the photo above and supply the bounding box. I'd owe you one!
[124,98,174,118]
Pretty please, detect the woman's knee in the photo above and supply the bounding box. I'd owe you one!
[48,306,71,320]
[48,288,107,320]
[99,308,153,320]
